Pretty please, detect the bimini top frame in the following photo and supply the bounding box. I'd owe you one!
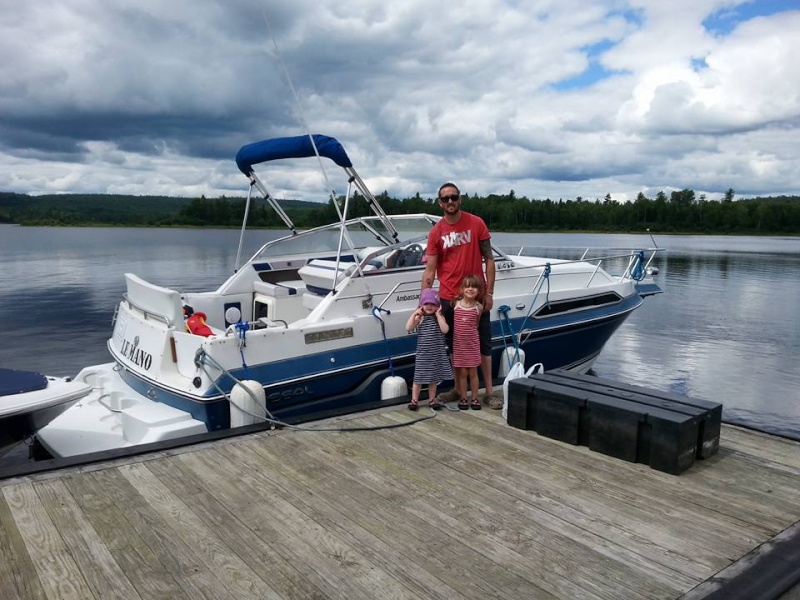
[235,134,399,242]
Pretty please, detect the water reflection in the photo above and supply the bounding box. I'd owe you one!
[593,248,800,440]
[2,226,799,441]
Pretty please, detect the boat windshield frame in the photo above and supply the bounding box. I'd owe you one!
[249,214,440,261]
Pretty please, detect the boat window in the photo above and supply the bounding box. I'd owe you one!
[534,292,622,317]
[250,215,438,262]
[253,230,339,259]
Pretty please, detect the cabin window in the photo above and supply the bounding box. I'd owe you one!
[534,292,622,317]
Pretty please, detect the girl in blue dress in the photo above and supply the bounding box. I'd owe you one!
[405,288,454,410]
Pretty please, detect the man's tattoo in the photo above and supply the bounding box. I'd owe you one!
[479,239,492,259]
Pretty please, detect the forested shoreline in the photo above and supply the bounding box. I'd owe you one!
[1,189,799,234]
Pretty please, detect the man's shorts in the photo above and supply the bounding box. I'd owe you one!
[440,300,491,357]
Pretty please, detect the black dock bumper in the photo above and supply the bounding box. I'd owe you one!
[507,369,722,475]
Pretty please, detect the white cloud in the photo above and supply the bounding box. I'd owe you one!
[1,0,798,202]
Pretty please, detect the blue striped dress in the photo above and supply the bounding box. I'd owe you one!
[413,314,454,385]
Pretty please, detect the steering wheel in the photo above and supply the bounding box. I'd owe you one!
[397,244,424,267]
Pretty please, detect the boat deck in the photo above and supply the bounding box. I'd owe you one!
[2,406,799,599]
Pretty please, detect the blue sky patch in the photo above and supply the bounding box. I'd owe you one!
[552,40,621,90]
[704,0,798,36]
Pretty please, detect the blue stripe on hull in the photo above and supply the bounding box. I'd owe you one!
[116,299,637,428]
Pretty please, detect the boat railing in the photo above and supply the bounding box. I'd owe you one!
[122,273,184,327]
[372,278,423,311]
[122,295,174,327]
[501,246,664,287]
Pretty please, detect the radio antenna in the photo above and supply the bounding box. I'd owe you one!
[260,11,338,206]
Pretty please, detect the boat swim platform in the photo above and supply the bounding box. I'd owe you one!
[1,407,799,600]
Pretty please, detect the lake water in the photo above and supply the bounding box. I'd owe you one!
[1,225,799,448]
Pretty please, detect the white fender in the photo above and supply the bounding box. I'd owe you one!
[230,380,267,427]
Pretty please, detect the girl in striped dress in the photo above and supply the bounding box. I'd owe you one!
[406,288,453,410]
[452,274,484,410]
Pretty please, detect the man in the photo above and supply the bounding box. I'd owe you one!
[421,182,501,408]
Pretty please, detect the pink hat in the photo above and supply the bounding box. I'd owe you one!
[419,288,440,308]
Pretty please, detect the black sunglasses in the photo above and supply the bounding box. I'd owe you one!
[439,194,460,203]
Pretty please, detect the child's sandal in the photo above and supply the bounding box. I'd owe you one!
[408,398,419,411]
[457,398,469,410]
[470,399,482,410]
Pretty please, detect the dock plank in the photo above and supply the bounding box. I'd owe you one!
[34,479,141,600]
[347,413,688,598]
[291,419,672,600]
[720,426,800,470]
[384,410,757,565]
[1,408,799,600]
[223,441,479,600]
[228,434,560,600]
[86,467,239,600]
[0,490,48,600]
[3,482,95,600]
[117,462,282,600]
[180,447,423,600]
[145,453,330,600]
[472,407,800,524]
[64,470,194,600]
[467,408,799,532]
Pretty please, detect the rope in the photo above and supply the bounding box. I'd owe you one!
[516,261,551,343]
[497,305,521,369]
[194,348,435,432]
[371,305,396,376]
[234,321,250,373]
[631,250,646,281]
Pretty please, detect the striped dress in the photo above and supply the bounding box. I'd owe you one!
[413,314,454,385]
[453,301,482,368]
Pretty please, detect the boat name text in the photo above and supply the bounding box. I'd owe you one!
[267,386,312,402]
[305,327,354,344]
[395,292,420,303]
[120,336,153,371]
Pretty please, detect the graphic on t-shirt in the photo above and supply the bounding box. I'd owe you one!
[440,230,472,249]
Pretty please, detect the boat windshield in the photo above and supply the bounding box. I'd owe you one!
[251,215,438,260]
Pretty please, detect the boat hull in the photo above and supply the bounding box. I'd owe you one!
[33,197,662,459]
[114,298,637,425]
[0,369,92,453]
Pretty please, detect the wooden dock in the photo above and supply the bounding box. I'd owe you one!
[1,406,799,599]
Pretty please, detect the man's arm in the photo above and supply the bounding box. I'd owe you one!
[479,238,496,311]
[421,253,438,291]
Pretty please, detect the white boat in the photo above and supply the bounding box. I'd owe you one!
[36,134,663,458]
[1,368,91,454]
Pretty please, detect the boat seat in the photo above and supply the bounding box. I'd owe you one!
[253,279,307,298]
[124,273,184,327]
[298,259,377,295]
[358,246,389,268]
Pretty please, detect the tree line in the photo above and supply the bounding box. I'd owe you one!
[2,189,799,234]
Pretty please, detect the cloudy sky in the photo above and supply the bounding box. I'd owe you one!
[1,0,799,203]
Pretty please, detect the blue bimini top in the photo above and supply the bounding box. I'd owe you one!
[235,134,353,175]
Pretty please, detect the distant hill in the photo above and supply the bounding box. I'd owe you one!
[0,192,322,226]
[740,195,800,205]
[1,190,798,233]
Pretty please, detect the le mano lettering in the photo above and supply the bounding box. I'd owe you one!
[120,336,153,371]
